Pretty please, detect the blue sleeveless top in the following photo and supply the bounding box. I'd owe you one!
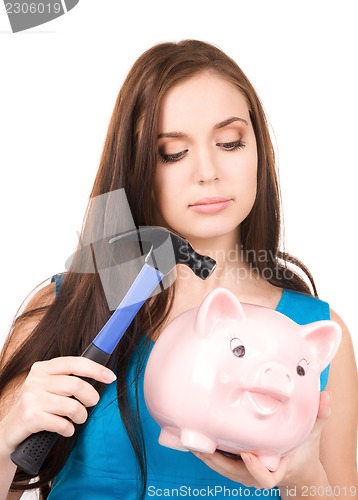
[48,282,331,499]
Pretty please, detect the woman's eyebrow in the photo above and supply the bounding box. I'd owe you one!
[214,116,248,129]
[158,116,248,139]
[158,131,187,139]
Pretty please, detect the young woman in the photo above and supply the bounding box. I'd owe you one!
[0,40,357,499]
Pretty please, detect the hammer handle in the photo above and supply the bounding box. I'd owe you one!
[11,264,164,475]
[10,344,110,475]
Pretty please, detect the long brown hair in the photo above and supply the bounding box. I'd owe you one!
[0,39,317,498]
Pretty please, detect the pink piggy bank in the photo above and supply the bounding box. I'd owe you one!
[144,287,342,471]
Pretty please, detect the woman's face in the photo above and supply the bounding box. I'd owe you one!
[153,71,258,243]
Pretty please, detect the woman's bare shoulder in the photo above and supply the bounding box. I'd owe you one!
[329,308,357,369]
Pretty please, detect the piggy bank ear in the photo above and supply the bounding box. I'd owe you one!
[194,287,246,338]
[301,320,342,370]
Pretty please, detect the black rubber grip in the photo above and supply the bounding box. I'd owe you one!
[80,343,111,365]
[10,431,59,475]
[10,343,111,475]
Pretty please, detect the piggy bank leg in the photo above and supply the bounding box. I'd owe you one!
[256,452,281,472]
[159,427,189,451]
[180,430,217,454]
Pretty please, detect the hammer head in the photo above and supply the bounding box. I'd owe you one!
[65,225,217,310]
[109,226,217,279]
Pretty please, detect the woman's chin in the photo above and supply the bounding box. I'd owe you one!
[176,224,239,246]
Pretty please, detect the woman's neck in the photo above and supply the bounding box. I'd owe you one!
[153,231,282,340]
[177,226,281,300]
[175,229,257,298]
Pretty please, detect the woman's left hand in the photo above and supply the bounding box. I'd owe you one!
[192,391,331,490]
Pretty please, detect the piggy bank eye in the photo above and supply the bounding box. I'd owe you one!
[230,337,245,358]
[296,358,309,376]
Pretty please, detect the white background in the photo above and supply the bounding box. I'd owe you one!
[0,1,357,495]
[1,0,357,350]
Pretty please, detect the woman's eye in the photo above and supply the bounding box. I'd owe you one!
[159,149,188,163]
[217,140,246,151]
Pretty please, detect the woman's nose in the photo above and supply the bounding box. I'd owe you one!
[193,147,219,184]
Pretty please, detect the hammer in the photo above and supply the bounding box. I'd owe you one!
[10,226,217,475]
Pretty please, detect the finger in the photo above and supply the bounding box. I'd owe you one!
[31,357,117,383]
[16,395,76,438]
[241,453,288,489]
[317,391,331,420]
[43,374,100,407]
[309,391,331,439]
[7,407,76,443]
[192,451,259,487]
[26,412,76,438]
[40,393,89,425]
[18,390,88,427]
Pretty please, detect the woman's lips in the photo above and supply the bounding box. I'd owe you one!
[189,197,232,214]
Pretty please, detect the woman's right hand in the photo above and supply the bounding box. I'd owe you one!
[0,356,116,456]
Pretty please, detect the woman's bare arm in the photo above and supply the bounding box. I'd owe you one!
[0,283,117,499]
[319,309,358,491]
[0,283,56,499]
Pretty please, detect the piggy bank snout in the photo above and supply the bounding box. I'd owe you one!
[256,362,294,399]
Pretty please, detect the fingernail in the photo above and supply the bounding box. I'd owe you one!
[102,370,117,382]
[324,391,332,402]
[241,452,252,464]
